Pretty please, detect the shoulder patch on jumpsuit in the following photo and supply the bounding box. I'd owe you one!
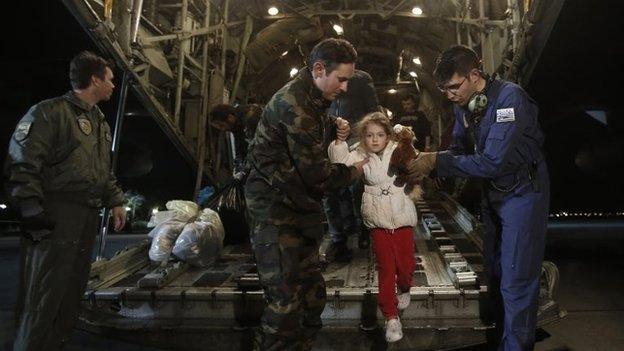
[496,108,515,122]
[14,122,32,141]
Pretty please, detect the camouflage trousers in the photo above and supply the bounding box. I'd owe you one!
[322,186,358,244]
[251,222,327,351]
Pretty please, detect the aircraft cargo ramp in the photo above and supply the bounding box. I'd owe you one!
[78,194,563,350]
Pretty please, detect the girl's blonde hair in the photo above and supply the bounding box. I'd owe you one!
[356,111,394,151]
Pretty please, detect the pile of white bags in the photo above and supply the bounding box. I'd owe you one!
[147,200,224,266]
[172,208,225,267]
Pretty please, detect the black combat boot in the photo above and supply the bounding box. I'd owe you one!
[358,228,370,249]
[333,241,353,263]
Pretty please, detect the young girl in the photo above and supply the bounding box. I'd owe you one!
[329,111,417,343]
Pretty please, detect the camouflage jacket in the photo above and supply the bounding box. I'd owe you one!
[5,91,124,214]
[245,68,357,227]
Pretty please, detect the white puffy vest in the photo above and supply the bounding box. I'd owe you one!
[328,140,418,230]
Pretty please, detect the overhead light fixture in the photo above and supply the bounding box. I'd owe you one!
[125,206,131,212]
[281,51,288,57]
[409,71,418,78]
[412,57,422,65]
[411,6,423,16]
[388,88,397,94]
[333,24,344,35]
[268,6,279,16]
[290,67,299,77]
[0,203,7,210]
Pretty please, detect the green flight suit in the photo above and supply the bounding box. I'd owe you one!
[5,91,124,351]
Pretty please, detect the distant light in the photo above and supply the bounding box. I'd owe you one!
[0,203,6,210]
[289,67,299,77]
[412,7,423,16]
[267,6,279,16]
[152,208,159,215]
[387,110,393,117]
[125,206,131,212]
[412,57,422,65]
[281,51,288,57]
[388,88,398,94]
[409,71,418,78]
[333,24,344,35]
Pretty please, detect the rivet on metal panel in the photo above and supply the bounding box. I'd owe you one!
[332,290,343,310]
[427,289,435,309]
[149,290,161,309]
[455,288,466,308]
[210,289,219,309]
[180,290,193,310]
[121,288,140,309]
[360,290,377,331]
[88,290,97,308]
[120,288,128,308]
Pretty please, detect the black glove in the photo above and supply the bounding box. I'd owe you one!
[21,212,55,241]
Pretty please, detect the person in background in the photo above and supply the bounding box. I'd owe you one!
[398,94,432,151]
[323,69,382,259]
[208,103,263,180]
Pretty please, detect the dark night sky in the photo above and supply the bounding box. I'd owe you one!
[1,1,623,214]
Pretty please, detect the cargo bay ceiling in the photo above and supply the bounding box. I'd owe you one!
[62,0,563,186]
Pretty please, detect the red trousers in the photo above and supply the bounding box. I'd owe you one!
[371,226,416,319]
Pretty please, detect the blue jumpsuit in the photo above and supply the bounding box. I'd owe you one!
[436,78,550,351]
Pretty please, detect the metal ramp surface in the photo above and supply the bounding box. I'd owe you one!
[79,196,497,350]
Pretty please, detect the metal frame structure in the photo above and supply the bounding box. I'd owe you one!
[64,0,534,179]
[62,0,560,259]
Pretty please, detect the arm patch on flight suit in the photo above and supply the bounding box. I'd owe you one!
[496,108,516,122]
[14,122,32,141]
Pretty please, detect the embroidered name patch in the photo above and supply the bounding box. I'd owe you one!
[496,108,515,122]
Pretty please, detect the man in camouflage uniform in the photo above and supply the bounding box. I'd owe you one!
[245,38,367,350]
[5,51,126,350]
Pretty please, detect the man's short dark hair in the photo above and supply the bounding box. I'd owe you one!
[210,104,237,122]
[308,38,357,74]
[69,51,112,90]
[433,45,481,84]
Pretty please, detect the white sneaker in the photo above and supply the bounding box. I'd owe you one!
[385,318,403,343]
[397,292,411,310]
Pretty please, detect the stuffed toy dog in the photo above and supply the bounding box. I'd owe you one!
[389,124,425,201]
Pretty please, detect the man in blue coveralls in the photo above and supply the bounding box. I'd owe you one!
[406,45,550,350]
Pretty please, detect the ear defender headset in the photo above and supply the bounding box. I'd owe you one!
[466,72,495,116]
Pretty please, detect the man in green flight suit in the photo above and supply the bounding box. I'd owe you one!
[5,51,126,350]
[245,38,368,350]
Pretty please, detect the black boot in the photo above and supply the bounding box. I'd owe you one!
[358,228,370,249]
[334,241,353,263]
